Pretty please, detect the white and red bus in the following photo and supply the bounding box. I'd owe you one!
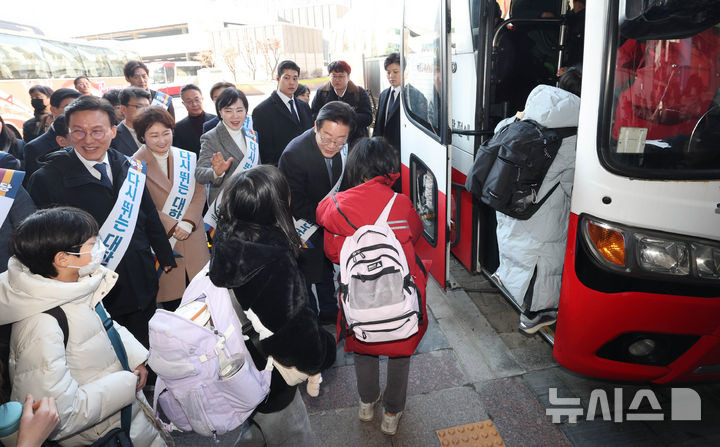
[148,61,202,97]
[0,29,139,137]
[400,0,720,383]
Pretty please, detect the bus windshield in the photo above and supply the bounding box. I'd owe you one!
[604,6,720,179]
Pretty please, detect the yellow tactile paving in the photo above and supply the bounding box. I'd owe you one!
[436,420,506,447]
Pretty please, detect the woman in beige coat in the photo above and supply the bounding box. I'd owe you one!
[132,107,209,309]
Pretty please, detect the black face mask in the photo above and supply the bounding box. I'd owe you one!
[31,98,46,111]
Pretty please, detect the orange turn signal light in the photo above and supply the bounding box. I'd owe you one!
[587,221,626,266]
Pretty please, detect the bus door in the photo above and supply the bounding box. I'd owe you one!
[447,0,503,274]
[401,0,451,286]
[473,1,570,280]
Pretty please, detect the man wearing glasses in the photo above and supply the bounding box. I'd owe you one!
[111,87,151,156]
[279,101,356,323]
[123,60,175,120]
[311,61,372,147]
[27,95,176,348]
[173,84,216,156]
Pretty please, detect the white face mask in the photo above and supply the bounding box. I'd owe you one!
[66,239,106,277]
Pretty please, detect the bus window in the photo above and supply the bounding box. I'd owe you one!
[164,65,175,84]
[410,155,439,245]
[76,45,113,77]
[0,33,50,79]
[105,49,131,77]
[39,40,85,78]
[152,65,167,85]
[604,3,720,179]
[402,0,442,138]
[176,65,199,77]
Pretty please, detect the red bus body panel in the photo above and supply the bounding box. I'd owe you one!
[450,167,474,270]
[554,213,720,383]
[402,163,443,286]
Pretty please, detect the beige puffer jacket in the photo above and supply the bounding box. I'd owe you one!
[0,258,165,446]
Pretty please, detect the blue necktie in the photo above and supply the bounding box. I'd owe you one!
[325,158,334,184]
[289,99,300,125]
[93,163,112,190]
[386,90,396,124]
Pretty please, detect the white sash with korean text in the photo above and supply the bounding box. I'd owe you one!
[203,117,260,232]
[293,143,348,244]
[162,147,196,248]
[0,168,25,229]
[98,159,147,271]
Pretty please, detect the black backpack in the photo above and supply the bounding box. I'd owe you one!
[0,307,68,400]
[465,119,576,220]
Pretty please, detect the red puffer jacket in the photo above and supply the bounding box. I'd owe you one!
[316,174,429,357]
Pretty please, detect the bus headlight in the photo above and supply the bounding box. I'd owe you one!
[580,215,719,283]
[693,244,720,279]
[635,235,689,276]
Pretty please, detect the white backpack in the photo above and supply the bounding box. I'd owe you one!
[337,193,423,343]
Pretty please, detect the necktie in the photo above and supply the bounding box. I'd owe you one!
[289,99,300,125]
[386,89,396,124]
[93,163,112,189]
[325,158,334,185]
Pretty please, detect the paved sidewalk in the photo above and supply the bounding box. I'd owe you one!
[173,258,720,446]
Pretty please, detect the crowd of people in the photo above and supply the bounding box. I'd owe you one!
[0,53,419,446]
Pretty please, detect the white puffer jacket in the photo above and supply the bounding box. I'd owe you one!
[493,84,580,312]
[0,258,164,447]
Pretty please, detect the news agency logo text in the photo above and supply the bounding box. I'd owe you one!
[546,388,701,423]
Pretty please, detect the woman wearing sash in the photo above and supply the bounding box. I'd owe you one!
[132,107,209,310]
[195,88,260,207]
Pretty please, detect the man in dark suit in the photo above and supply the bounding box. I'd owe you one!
[23,88,81,179]
[28,95,176,347]
[253,60,314,166]
[202,81,235,134]
[111,87,150,157]
[311,61,372,147]
[374,53,402,152]
[278,101,356,322]
[173,84,216,155]
[123,60,175,119]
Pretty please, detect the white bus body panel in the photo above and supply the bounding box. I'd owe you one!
[571,1,720,241]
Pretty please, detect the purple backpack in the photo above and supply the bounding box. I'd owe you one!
[148,269,271,439]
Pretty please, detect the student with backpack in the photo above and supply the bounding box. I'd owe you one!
[316,137,429,436]
[208,165,336,446]
[0,207,165,446]
[477,67,582,334]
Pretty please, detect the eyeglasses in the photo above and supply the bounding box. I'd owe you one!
[318,132,347,148]
[183,99,202,105]
[70,129,108,140]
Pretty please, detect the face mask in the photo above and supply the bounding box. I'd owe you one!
[66,239,106,276]
[30,98,46,111]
